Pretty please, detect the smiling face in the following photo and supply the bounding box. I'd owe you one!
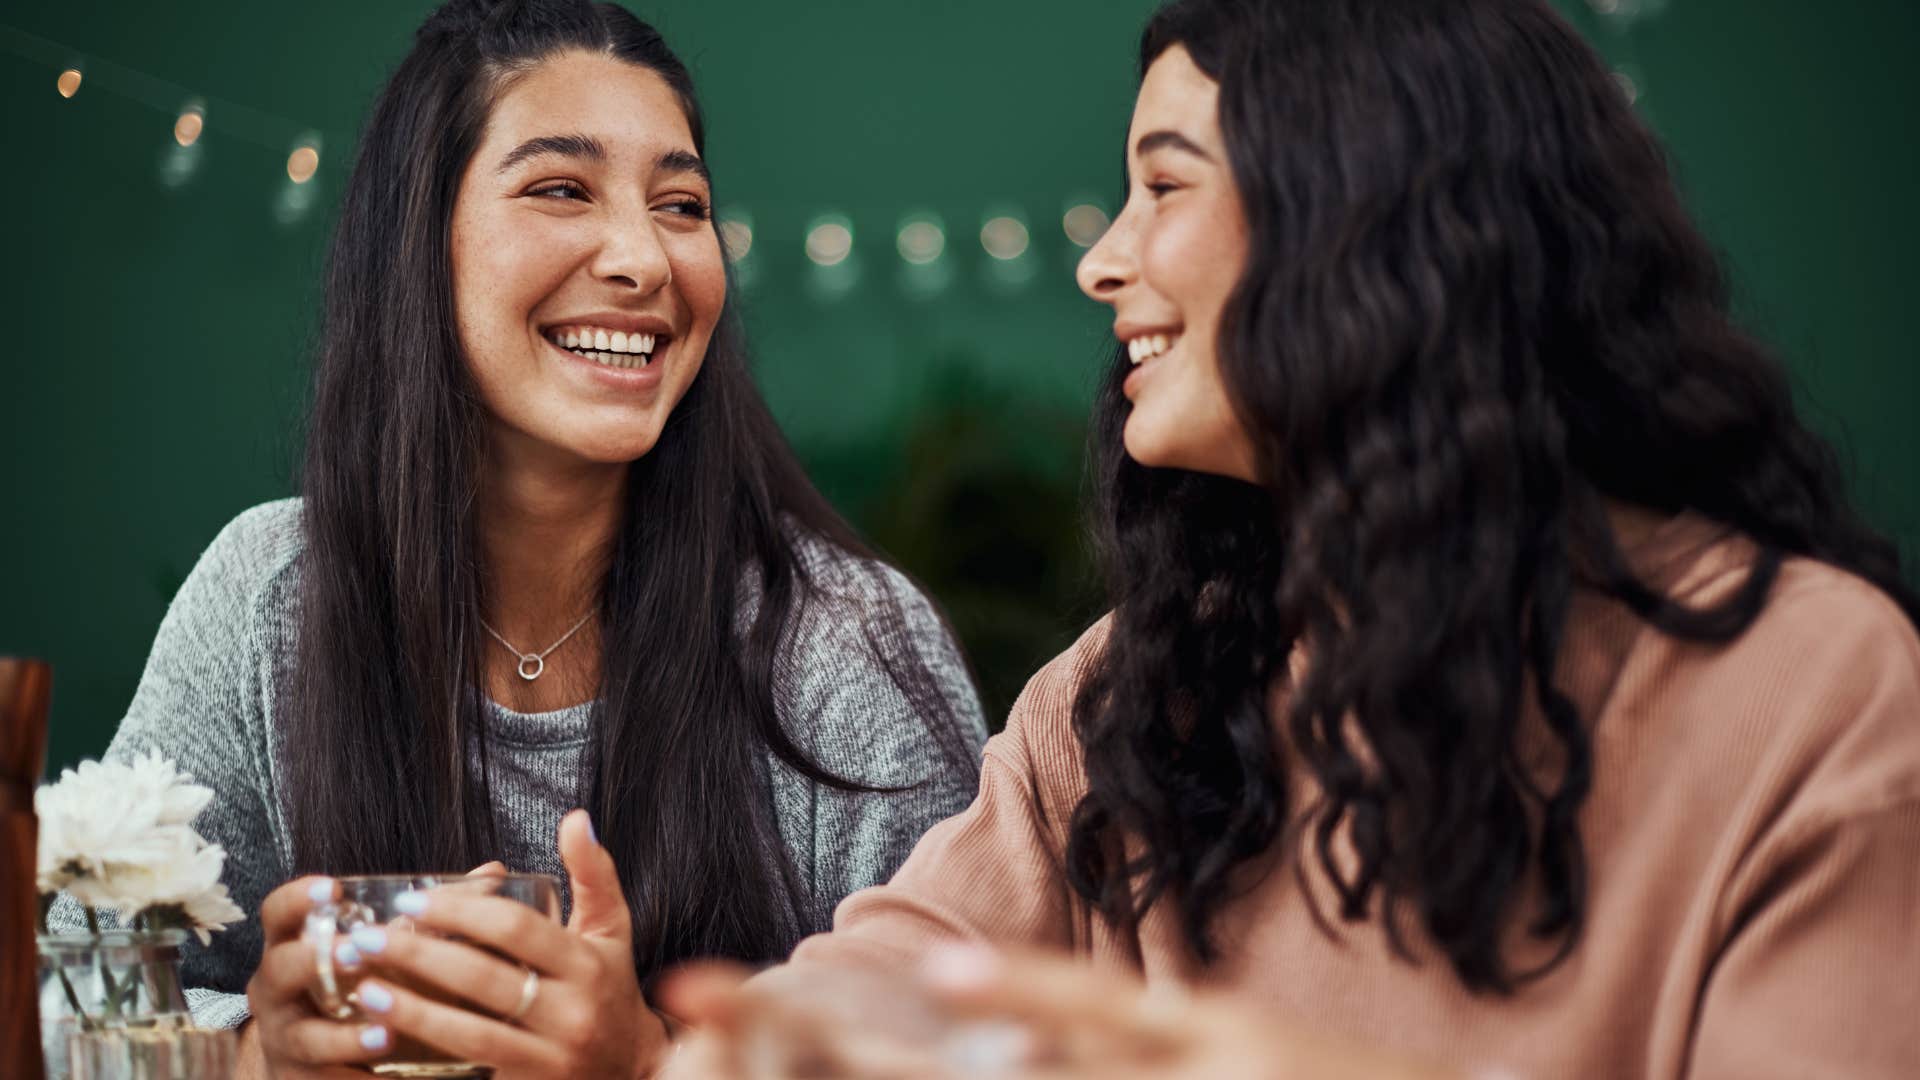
[450,49,725,468]
[1077,46,1258,483]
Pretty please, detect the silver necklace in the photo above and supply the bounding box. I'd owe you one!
[481,612,595,681]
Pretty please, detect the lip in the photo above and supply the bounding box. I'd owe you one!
[544,334,665,392]
[1112,321,1183,344]
[1122,357,1153,401]
[1121,343,1170,402]
[540,311,676,337]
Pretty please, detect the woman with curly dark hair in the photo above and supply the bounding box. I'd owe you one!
[663,0,1920,1077]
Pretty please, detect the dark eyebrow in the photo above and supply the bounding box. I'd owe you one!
[656,149,710,185]
[1134,129,1213,161]
[495,133,608,173]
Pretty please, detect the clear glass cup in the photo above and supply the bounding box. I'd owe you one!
[304,873,560,1079]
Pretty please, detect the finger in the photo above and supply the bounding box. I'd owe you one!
[263,1015,398,1069]
[379,887,584,980]
[922,946,1195,1044]
[559,809,631,941]
[344,922,541,1021]
[349,976,561,1073]
[654,960,755,1029]
[252,937,342,1012]
[467,860,509,877]
[262,875,337,945]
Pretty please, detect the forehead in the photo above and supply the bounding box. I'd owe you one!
[482,49,693,156]
[1128,45,1223,151]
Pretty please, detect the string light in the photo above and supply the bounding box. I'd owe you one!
[981,215,1030,261]
[1062,203,1110,248]
[896,215,946,266]
[718,213,754,262]
[286,145,319,184]
[805,216,854,267]
[173,103,205,147]
[56,68,81,98]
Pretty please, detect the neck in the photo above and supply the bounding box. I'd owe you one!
[477,430,626,641]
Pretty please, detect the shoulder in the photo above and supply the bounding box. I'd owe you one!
[780,525,961,674]
[788,527,928,618]
[770,525,987,772]
[1628,533,1920,823]
[987,615,1112,813]
[166,498,307,627]
[195,498,308,591]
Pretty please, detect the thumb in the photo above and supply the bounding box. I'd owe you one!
[560,808,630,941]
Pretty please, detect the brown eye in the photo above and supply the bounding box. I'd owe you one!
[657,198,711,219]
[529,181,588,201]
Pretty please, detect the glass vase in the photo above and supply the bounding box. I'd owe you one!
[37,930,203,1080]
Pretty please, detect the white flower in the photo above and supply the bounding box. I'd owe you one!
[36,752,216,896]
[124,841,247,945]
[35,752,240,940]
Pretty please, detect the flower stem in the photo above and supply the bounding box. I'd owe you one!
[41,906,96,1032]
[83,906,124,1021]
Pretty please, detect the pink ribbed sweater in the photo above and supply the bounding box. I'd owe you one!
[789,515,1920,1078]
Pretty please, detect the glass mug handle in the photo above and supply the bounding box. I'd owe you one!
[304,899,377,1021]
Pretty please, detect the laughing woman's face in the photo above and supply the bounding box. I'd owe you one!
[1077,45,1258,483]
[449,50,727,469]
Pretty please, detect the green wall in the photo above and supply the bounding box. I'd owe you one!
[3,1,1914,773]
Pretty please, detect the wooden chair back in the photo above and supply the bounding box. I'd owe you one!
[1,658,52,1080]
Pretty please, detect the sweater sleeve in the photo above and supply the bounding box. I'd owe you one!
[1685,585,1920,1079]
[45,501,303,1030]
[785,633,1091,971]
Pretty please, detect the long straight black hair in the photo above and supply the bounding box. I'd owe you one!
[286,0,977,977]
[1067,0,1918,994]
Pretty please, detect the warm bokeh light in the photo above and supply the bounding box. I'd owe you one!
[173,108,204,148]
[1062,204,1110,248]
[56,69,82,98]
[896,218,945,265]
[286,146,320,184]
[981,215,1030,261]
[805,218,854,267]
[719,215,754,261]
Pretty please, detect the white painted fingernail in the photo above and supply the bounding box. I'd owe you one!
[394,890,428,916]
[360,1024,389,1050]
[334,942,361,970]
[307,878,335,905]
[358,982,395,1014]
[349,926,387,955]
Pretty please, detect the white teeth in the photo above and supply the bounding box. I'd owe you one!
[1126,334,1176,364]
[549,327,661,361]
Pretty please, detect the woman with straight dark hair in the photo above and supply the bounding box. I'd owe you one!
[48,0,985,1075]
[662,1,1920,1077]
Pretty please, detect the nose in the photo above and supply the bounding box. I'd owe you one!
[1075,200,1139,305]
[591,207,673,295]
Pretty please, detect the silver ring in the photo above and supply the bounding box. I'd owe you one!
[507,967,540,1022]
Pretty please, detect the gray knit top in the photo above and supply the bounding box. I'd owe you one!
[50,499,986,1028]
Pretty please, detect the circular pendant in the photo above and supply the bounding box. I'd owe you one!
[517,654,545,681]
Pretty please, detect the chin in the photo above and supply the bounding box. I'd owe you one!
[1120,418,1176,470]
[571,431,664,465]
